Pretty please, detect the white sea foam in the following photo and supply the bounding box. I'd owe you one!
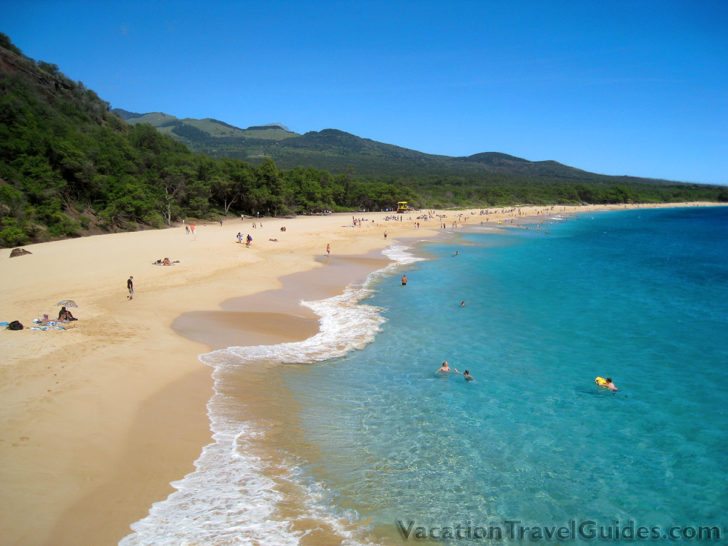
[121,242,423,545]
[381,241,426,267]
[203,285,386,369]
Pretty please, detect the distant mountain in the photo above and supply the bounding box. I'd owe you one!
[3,31,725,249]
[112,109,634,183]
[113,109,297,142]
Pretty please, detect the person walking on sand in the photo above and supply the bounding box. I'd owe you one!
[326,243,331,257]
[127,275,134,300]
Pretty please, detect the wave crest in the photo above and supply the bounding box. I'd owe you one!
[122,242,422,544]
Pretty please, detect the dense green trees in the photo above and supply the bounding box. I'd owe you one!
[1,33,726,247]
[0,37,409,245]
[0,41,414,246]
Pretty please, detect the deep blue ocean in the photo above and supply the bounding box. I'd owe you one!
[287,207,728,542]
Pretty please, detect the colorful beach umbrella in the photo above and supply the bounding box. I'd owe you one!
[56,299,78,308]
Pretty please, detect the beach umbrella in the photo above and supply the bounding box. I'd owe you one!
[56,299,78,308]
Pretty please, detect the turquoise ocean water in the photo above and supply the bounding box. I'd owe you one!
[124,207,727,544]
[288,207,728,542]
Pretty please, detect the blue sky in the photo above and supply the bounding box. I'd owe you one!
[4,0,728,184]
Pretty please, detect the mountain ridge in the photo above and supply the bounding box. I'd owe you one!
[3,32,726,249]
[113,109,641,183]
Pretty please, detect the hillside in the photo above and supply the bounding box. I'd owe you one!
[2,33,726,247]
[0,34,420,246]
[114,110,666,185]
[114,109,298,141]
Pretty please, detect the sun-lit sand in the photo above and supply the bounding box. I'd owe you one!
[0,203,721,544]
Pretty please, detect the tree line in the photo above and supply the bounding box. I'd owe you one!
[1,33,726,247]
[0,35,414,247]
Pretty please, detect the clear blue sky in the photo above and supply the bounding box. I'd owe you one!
[5,0,728,184]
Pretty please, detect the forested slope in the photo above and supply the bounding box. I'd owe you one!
[1,33,726,247]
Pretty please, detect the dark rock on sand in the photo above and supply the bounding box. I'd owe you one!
[9,248,32,258]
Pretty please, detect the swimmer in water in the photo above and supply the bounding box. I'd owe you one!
[436,361,461,375]
[595,376,619,391]
[463,370,474,381]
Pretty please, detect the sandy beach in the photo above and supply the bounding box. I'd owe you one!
[0,202,722,544]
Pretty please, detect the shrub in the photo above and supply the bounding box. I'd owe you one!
[142,211,164,229]
[0,225,29,247]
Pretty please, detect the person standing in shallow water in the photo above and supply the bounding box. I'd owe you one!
[401,275,407,286]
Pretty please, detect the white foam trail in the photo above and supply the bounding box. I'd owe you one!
[381,241,426,266]
[203,285,386,368]
[121,242,423,545]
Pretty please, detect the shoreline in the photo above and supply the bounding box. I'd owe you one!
[0,209,438,544]
[0,203,723,544]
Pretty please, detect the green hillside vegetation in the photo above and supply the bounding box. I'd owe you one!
[112,109,719,188]
[115,110,298,143]
[0,36,418,247]
[1,33,726,248]
[113,108,728,208]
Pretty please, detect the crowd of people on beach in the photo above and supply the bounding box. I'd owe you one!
[139,210,620,391]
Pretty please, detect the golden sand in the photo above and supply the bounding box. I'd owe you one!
[0,203,721,544]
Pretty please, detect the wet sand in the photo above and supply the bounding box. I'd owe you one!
[1,203,722,544]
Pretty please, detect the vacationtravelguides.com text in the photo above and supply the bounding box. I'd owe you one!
[396,519,722,542]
